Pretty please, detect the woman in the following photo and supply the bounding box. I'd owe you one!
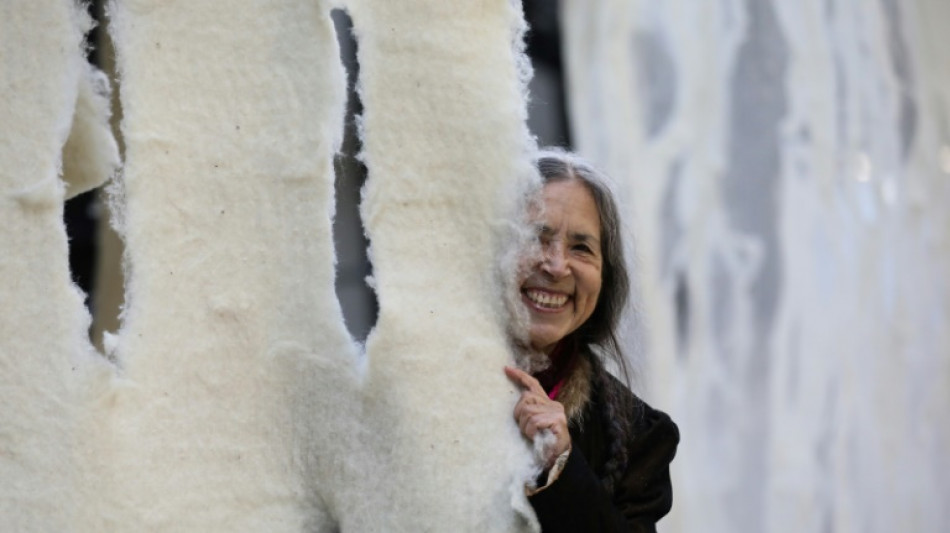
[505,151,679,532]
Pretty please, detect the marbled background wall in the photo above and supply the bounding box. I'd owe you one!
[562,1,950,532]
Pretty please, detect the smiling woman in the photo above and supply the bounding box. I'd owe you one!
[506,150,680,533]
[520,179,603,354]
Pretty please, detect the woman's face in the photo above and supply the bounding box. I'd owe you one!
[520,179,603,354]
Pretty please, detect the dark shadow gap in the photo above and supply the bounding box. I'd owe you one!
[331,8,378,343]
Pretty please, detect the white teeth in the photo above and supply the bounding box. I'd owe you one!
[526,289,568,309]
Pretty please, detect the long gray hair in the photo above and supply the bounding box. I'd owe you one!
[535,150,639,493]
[534,150,633,385]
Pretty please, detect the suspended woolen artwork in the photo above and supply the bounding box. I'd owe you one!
[2,0,546,531]
[563,1,950,532]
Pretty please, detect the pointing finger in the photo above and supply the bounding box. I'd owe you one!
[504,366,546,396]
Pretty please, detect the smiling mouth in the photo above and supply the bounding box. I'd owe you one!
[523,288,569,310]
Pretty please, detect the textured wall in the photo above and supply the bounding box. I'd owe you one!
[563,1,950,532]
[2,0,541,530]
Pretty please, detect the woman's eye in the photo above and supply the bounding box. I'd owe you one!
[573,244,593,254]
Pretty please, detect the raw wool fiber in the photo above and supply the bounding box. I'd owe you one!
[343,0,539,529]
[62,65,121,199]
[0,1,117,530]
[3,0,541,531]
[93,0,351,529]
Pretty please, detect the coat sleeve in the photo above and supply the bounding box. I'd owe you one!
[528,409,679,533]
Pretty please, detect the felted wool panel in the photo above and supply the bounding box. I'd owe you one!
[4,0,540,529]
[62,67,121,199]
[324,0,540,529]
[102,0,540,530]
[94,0,351,529]
[0,1,116,530]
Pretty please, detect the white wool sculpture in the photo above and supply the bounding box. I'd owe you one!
[0,2,119,530]
[2,0,541,531]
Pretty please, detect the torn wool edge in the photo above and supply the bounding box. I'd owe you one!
[92,1,351,530]
[62,61,121,199]
[0,0,116,530]
[340,0,541,530]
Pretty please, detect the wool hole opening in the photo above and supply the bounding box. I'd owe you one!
[331,8,378,343]
[61,0,123,355]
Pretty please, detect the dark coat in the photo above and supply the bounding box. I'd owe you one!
[528,363,679,532]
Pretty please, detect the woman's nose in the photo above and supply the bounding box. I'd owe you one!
[540,241,569,277]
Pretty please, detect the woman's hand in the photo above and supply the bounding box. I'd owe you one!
[504,366,571,468]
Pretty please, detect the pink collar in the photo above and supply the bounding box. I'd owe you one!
[548,380,564,400]
[535,338,577,401]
